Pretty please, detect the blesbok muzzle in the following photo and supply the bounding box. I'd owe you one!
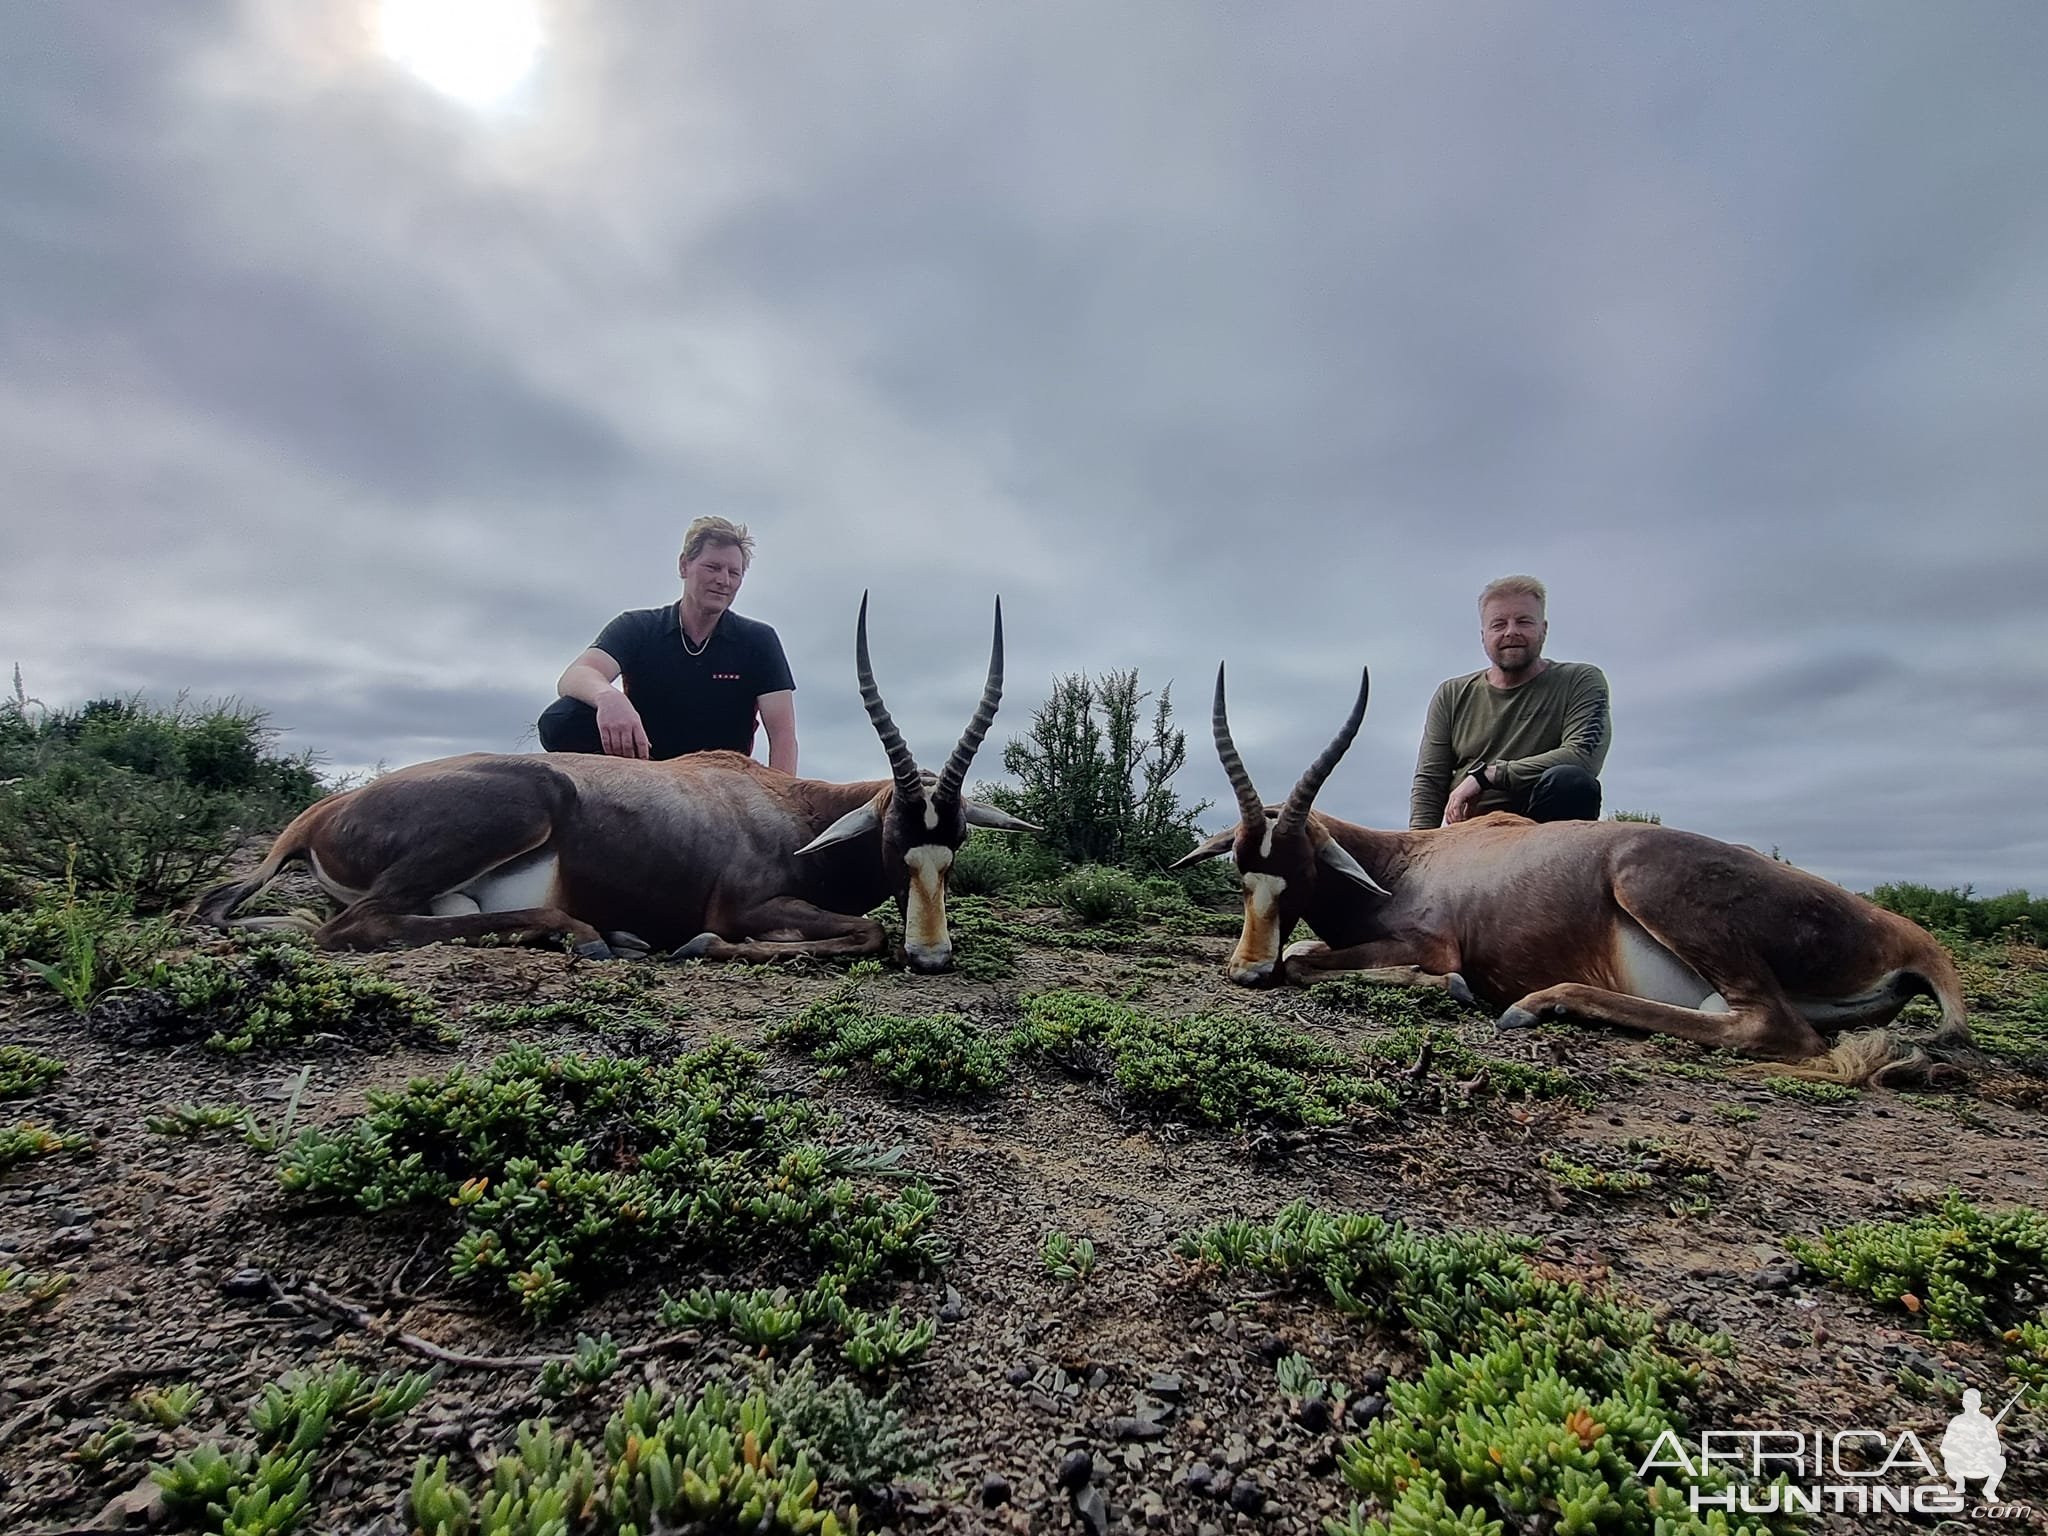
[795,594,1037,972]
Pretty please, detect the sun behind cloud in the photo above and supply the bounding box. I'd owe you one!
[377,0,542,108]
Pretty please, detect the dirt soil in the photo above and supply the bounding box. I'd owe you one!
[3,891,2046,1536]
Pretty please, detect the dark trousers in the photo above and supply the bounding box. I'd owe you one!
[1513,764,1602,823]
[537,696,604,754]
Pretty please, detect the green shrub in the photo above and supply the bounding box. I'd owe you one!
[1788,1191,2048,1403]
[0,882,178,1009]
[89,940,442,1053]
[1763,1075,1860,1106]
[410,1371,868,1536]
[1868,882,2047,946]
[279,1043,945,1321]
[1010,990,1395,1128]
[0,1045,64,1099]
[947,832,1062,898]
[0,694,322,911]
[151,1363,429,1536]
[1178,1201,1760,1536]
[1056,864,1145,924]
[0,1121,88,1169]
[980,669,1210,871]
[772,978,1011,1098]
[1041,1229,1096,1284]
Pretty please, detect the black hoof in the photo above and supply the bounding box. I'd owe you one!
[670,933,718,962]
[1496,1005,1540,1032]
[1447,973,1477,1008]
[571,939,614,961]
[605,930,653,956]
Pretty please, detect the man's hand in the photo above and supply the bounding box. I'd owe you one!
[594,691,652,759]
[1443,771,1486,825]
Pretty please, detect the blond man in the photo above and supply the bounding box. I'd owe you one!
[1409,576,1608,829]
[540,517,798,771]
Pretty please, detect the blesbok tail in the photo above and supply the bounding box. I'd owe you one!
[1777,1028,1971,1090]
[191,828,320,934]
[1914,941,1972,1050]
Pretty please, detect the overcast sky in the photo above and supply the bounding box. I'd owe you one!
[4,3,2044,894]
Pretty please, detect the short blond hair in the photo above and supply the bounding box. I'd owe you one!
[1479,574,1546,613]
[682,516,755,569]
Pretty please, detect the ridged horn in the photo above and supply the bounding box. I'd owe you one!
[1212,663,1268,829]
[1276,667,1369,835]
[856,591,926,806]
[934,598,1004,806]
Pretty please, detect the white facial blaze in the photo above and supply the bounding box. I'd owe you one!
[902,845,954,965]
[1231,871,1288,979]
[923,796,939,832]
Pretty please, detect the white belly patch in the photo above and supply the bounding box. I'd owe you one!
[454,852,561,915]
[1613,922,1728,1012]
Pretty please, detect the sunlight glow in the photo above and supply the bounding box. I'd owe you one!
[378,0,542,107]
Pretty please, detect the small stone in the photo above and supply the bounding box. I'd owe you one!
[221,1268,271,1300]
[1223,1432,1250,1468]
[1109,1416,1168,1442]
[1349,1394,1388,1430]
[1087,1366,1109,1390]
[1146,1373,1184,1399]
[1057,1449,1094,1491]
[1751,1259,1800,1293]
[1181,1461,1213,1492]
[1256,1335,1289,1364]
[939,1286,966,1324]
[979,1473,1012,1508]
[1209,1469,1235,1501]
[1073,1484,1109,1536]
[1005,1361,1032,1386]
[0,1234,24,1253]
[50,1224,95,1252]
[1229,1474,1266,1514]
[1359,1365,1388,1393]
[1296,1395,1332,1432]
[1674,1111,1693,1124]
[51,1206,93,1228]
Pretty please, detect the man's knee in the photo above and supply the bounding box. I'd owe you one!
[1524,765,1601,823]
[538,697,602,755]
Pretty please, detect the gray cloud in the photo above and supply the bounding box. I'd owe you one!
[3,1,2044,897]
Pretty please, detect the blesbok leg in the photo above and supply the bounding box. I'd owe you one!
[317,901,607,955]
[1281,936,1475,1003]
[1497,983,1825,1058]
[671,898,886,964]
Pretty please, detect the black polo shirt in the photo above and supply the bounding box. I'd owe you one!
[591,605,796,761]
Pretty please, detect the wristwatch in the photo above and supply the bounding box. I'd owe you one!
[1470,764,1495,791]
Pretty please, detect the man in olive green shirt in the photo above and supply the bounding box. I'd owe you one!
[1410,575,1610,830]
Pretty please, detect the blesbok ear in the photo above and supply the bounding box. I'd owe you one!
[1169,828,1238,869]
[795,801,883,855]
[1316,836,1391,896]
[963,801,1042,833]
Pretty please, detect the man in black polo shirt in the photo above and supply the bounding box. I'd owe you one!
[538,517,798,770]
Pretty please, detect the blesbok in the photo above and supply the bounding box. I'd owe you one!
[1172,664,1971,1076]
[194,597,1039,972]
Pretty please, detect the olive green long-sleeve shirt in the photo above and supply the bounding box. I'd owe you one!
[1409,661,1611,829]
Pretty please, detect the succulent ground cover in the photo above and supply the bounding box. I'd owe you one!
[2,877,2045,1536]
